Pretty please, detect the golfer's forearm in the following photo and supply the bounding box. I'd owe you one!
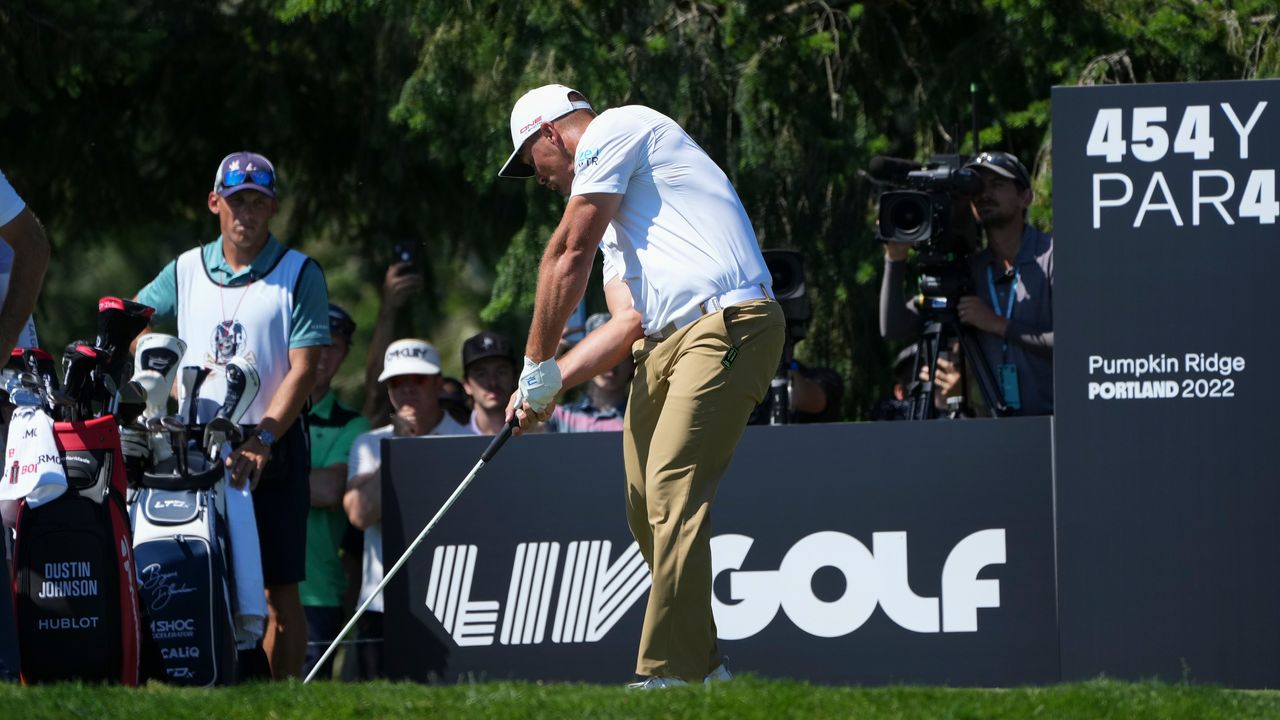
[527,237,594,361]
[0,210,50,356]
[559,312,643,388]
[527,195,619,361]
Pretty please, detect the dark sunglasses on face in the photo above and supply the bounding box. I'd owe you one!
[221,167,275,190]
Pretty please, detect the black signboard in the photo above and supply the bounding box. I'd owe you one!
[1052,78,1280,686]
[382,419,1058,685]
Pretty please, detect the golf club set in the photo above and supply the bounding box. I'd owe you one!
[127,337,261,481]
[0,297,262,479]
[3,296,264,686]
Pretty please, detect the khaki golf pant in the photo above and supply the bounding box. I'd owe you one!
[623,299,785,680]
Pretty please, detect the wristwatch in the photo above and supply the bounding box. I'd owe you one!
[254,427,276,447]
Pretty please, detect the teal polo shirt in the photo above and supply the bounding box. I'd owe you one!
[300,390,370,607]
[136,234,330,349]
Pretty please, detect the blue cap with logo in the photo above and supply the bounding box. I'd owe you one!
[214,151,278,198]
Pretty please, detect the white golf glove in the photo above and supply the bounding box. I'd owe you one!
[517,356,562,414]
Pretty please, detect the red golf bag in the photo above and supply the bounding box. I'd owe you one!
[10,415,141,685]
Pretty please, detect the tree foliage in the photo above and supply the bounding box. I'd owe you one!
[1,0,1276,414]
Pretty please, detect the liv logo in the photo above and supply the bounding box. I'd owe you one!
[424,540,650,647]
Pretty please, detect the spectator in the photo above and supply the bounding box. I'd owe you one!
[0,168,48,358]
[135,151,328,679]
[460,330,518,436]
[880,150,1053,416]
[361,259,424,423]
[546,313,632,433]
[299,304,370,679]
[343,339,473,678]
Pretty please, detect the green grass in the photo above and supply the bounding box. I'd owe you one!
[1,677,1277,719]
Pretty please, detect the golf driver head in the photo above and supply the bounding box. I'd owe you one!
[94,297,155,379]
[61,342,104,421]
[23,345,61,409]
[216,356,261,425]
[177,365,212,426]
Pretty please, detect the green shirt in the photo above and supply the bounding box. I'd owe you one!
[299,391,370,607]
[136,235,330,350]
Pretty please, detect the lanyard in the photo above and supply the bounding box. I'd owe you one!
[987,265,1020,357]
[986,265,1020,319]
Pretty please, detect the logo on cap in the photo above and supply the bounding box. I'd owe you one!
[519,116,544,136]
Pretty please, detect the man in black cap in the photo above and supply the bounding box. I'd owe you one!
[461,330,518,435]
[880,150,1054,415]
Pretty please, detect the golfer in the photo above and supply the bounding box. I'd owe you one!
[503,84,784,688]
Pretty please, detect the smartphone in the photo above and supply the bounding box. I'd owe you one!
[392,240,418,266]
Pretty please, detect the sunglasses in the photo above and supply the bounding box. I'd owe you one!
[220,167,275,190]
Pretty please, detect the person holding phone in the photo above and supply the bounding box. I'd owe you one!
[361,245,425,422]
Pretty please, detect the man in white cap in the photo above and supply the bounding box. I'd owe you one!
[343,338,473,678]
[501,84,785,687]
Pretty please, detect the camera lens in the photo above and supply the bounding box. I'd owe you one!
[891,201,924,235]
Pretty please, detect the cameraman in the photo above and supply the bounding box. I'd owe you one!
[879,151,1053,415]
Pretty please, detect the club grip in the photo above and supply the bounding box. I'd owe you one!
[480,417,519,463]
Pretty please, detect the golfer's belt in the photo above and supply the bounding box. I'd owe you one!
[646,283,774,342]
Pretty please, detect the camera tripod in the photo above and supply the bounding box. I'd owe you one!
[906,310,1010,420]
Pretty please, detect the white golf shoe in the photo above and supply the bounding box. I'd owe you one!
[626,676,689,690]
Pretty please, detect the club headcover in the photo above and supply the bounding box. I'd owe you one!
[216,356,261,425]
[177,365,212,426]
[135,333,187,398]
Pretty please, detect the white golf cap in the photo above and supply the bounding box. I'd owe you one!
[498,84,593,178]
[378,339,442,382]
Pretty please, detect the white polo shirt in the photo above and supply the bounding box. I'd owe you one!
[570,106,771,334]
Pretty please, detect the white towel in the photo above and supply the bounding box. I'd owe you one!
[222,447,266,649]
[0,406,66,508]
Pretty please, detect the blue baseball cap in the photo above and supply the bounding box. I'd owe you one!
[214,151,278,198]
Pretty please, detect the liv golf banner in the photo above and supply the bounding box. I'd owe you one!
[1052,79,1280,686]
[382,420,1057,685]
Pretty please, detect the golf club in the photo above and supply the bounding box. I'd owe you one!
[216,356,260,422]
[205,356,259,458]
[135,333,187,389]
[303,417,519,684]
[23,347,63,415]
[91,297,155,415]
[61,342,103,421]
[115,379,148,428]
[160,415,190,476]
[177,365,212,427]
